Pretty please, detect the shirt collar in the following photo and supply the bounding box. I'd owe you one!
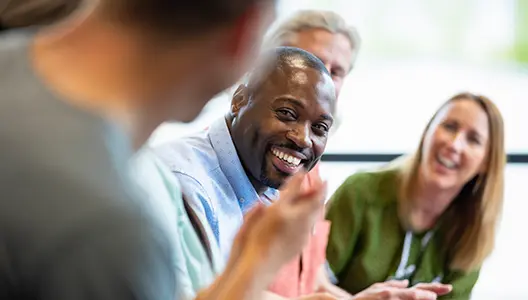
[208,118,278,209]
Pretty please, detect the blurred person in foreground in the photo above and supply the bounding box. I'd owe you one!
[0,0,80,29]
[326,93,505,300]
[0,0,332,299]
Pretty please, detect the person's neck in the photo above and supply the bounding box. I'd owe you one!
[408,177,460,232]
[30,13,196,151]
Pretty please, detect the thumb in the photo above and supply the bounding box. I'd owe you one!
[296,293,337,300]
[278,170,307,203]
[234,204,265,246]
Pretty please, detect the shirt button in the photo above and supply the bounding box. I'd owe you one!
[240,198,245,203]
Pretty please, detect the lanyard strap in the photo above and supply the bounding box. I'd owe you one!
[394,230,434,280]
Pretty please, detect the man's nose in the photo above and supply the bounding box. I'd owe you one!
[286,123,313,149]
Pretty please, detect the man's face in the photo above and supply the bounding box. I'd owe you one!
[231,67,336,189]
[285,28,355,97]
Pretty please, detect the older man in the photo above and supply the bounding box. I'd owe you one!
[266,10,360,98]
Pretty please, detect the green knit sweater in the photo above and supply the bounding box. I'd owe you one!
[326,169,479,300]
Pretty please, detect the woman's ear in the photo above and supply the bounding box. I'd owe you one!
[230,84,248,117]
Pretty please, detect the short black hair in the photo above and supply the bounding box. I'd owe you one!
[99,0,273,37]
[247,46,331,91]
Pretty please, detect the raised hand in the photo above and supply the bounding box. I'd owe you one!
[233,171,327,276]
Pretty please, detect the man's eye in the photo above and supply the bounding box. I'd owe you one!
[312,123,329,133]
[277,109,297,120]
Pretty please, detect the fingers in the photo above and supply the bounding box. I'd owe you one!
[413,283,452,296]
[402,289,438,300]
[372,288,436,300]
[230,204,265,257]
[296,292,338,300]
[377,279,410,288]
[278,171,307,203]
[243,203,265,223]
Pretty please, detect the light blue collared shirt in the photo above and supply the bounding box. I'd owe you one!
[154,118,278,262]
[130,148,222,299]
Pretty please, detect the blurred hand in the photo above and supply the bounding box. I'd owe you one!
[228,171,327,276]
[352,280,452,300]
[315,265,353,299]
[295,293,339,300]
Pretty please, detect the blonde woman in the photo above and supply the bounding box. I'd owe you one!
[325,92,505,299]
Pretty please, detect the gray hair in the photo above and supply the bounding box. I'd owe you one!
[264,10,361,70]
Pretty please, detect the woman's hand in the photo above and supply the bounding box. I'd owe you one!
[315,265,353,299]
[352,280,452,300]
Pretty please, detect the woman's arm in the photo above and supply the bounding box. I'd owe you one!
[325,174,367,279]
[439,270,480,300]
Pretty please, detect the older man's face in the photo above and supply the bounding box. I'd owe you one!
[285,29,354,98]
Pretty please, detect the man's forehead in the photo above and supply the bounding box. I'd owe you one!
[257,67,336,109]
[256,67,323,95]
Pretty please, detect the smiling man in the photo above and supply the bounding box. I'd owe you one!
[155,47,336,298]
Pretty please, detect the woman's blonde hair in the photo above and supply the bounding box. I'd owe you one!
[396,92,506,272]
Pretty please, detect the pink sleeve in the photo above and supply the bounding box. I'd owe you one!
[268,164,330,297]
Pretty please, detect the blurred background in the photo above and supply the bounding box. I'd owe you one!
[149,0,528,299]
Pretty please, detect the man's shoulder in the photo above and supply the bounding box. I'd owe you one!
[0,161,177,298]
[0,154,172,258]
[0,31,30,90]
[154,132,220,176]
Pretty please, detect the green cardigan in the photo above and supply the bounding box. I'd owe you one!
[325,169,479,300]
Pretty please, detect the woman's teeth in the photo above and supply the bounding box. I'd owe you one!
[437,155,457,169]
[272,149,301,166]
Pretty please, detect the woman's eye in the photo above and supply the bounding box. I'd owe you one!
[443,122,458,132]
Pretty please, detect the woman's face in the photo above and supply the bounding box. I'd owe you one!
[420,99,490,191]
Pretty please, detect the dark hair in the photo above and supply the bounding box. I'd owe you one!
[99,0,273,36]
[247,46,331,90]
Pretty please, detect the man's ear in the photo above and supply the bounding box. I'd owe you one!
[230,84,249,116]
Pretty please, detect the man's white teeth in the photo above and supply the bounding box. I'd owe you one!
[272,149,301,166]
[437,155,456,169]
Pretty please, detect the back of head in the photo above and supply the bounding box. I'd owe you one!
[99,0,273,37]
[91,0,277,123]
[0,0,81,29]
